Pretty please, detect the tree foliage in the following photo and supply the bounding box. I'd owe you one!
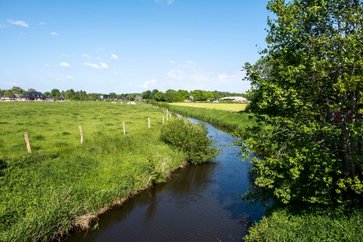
[244,0,363,205]
[161,118,219,165]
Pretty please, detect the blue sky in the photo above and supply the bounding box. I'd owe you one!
[0,0,269,93]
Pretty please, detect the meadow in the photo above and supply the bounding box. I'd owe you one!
[169,102,248,112]
[0,101,187,241]
[165,103,254,135]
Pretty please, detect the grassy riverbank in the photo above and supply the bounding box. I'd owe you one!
[245,207,363,242]
[166,104,255,134]
[0,102,188,241]
[169,102,247,112]
[166,104,363,241]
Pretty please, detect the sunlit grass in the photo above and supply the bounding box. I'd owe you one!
[169,102,248,112]
[0,101,186,241]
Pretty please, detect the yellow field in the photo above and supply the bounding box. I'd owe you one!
[169,102,248,112]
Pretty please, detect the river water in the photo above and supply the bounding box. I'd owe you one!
[65,121,265,242]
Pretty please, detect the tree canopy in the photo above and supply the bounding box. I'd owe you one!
[244,0,363,205]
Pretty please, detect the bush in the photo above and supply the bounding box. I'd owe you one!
[160,118,219,165]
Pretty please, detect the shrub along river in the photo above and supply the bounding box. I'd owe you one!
[65,120,265,241]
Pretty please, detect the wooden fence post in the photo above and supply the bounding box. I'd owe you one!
[162,115,165,125]
[122,121,126,135]
[148,116,151,129]
[166,110,169,121]
[79,126,84,144]
[23,132,32,154]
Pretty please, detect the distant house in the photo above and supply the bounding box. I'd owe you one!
[219,96,249,103]
[100,95,112,100]
[20,92,46,101]
[134,96,143,101]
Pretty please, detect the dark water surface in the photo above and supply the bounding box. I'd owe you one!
[65,121,265,242]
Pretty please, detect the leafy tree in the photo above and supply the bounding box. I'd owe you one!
[244,0,363,205]
[27,88,37,93]
[108,92,117,99]
[65,89,76,100]
[153,91,167,102]
[50,89,61,99]
[190,90,212,101]
[177,89,189,100]
[11,86,24,95]
[142,90,152,99]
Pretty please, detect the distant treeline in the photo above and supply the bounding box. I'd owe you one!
[0,86,247,102]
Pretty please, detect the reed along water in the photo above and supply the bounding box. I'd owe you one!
[65,120,265,241]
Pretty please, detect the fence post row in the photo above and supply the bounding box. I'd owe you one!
[20,110,175,153]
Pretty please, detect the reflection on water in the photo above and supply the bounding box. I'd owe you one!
[65,121,265,242]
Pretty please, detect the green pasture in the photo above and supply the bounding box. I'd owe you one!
[169,102,248,112]
[166,104,254,134]
[0,101,186,241]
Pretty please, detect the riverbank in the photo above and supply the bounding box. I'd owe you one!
[165,103,255,134]
[0,102,204,241]
[166,104,363,241]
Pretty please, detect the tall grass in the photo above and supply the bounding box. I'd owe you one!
[0,102,187,241]
[166,104,255,135]
[245,207,363,242]
[169,102,248,112]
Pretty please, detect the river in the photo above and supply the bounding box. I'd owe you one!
[65,120,265,241]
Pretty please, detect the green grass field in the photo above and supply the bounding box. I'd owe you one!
[166,104,254,134]
[0,101,186,241]
[169,102,248,112]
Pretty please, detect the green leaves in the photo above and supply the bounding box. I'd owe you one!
[160,118,219,165]
[244,0,363,205]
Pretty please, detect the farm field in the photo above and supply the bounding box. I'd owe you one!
[169,102,248,112]
[166,103,254,134]
[0,101,186,241]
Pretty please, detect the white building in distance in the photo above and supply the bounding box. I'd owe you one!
[219,96,249,103]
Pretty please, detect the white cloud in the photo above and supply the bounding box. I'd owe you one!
[7,19,29,28]
[99,62,109,69]
[83,62,109,69]
[111,54,119,60]
[166,60,208,82]
[59,62,71,68]
[160,60,249,91]
[140,79,157,89]
[50,32,59,36]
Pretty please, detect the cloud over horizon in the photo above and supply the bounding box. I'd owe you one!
[7,19,29,28]
[59,62,71,68]
[83,62,109,69]
[111,54,119,60]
